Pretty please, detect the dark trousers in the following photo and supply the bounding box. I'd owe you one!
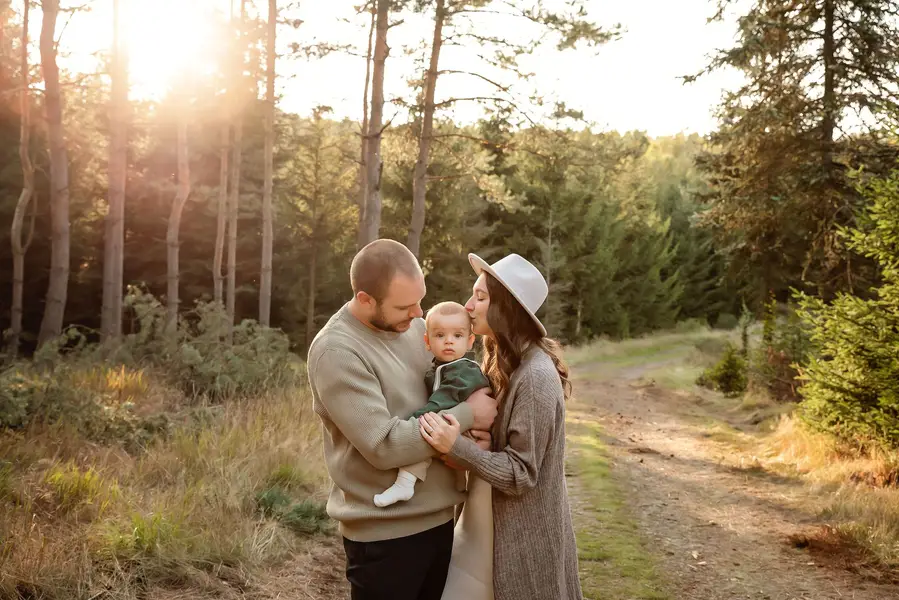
[342,520,454,600]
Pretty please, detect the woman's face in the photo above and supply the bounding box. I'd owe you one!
[464,273,493,337]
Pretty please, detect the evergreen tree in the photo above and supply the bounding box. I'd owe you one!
[798,167,899,449]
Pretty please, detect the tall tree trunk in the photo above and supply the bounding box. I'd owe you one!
[259,0,276,326]
[306,127,322,347]
[407,0,446,258]
[214,122,228,305]
[226,0,246,338]
[821,0,836,148]
[102,0,128,341]
[356,4,375,250]
[166,108,191,333]
[10,0,34,356]
[306,237,318,348]
[359,0,389,246]
[38,0,70,347]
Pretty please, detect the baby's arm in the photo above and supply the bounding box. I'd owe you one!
[411,362,491,419]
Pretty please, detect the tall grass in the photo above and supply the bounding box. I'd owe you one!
[762,416,899,566]
[0,374,329,599]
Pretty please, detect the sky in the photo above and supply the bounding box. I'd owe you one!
[48,0,745,137]
[278,0,745,136]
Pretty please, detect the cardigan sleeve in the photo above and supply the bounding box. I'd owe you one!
[447,367,558,496]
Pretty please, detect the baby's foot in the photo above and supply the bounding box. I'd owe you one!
[373,471,418,507]
[374,482,415,507]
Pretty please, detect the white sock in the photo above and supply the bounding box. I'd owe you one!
[374,470,418,508]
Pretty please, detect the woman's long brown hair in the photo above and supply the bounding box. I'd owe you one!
[481,273,572,402]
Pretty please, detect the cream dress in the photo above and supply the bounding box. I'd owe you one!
[440,473,494,600]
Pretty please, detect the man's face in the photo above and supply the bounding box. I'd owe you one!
[367,273,426,333]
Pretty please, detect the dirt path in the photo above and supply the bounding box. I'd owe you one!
[573,368,899,600]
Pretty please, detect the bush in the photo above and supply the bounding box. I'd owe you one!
[797,169,899,448]
[116,288,296,400]
[674,318,708,333]
[713,312,739,330]
[697,343,748,397]
[748,297,811,402]
[0,289,296,444]
[255,485,331,535]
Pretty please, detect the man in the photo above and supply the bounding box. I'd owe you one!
[307,239,497,600]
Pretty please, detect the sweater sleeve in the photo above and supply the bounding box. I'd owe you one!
[311,348,474,471]
[411,361,491,418]
[447,369,557,496]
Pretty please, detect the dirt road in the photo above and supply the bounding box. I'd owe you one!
[572,365,898,600]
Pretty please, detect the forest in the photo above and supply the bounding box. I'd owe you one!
[0,0,898,598]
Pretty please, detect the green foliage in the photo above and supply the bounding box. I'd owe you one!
[105,512,187,560]
[713,313,738,330]
[0,360,170,447]
[255,485,330,535]
[697,343,748,397]
[0,288,293,446]
[280,499,331,536]
[693,0,899,304]
[749,300,811,402]
[43,462,115,512]
[797,169,899,448]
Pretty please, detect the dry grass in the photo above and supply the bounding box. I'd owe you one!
[0,373,330,600]
[755,415,899,567]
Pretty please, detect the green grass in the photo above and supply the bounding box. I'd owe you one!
[566,328,733,368]
[569,417,669,600]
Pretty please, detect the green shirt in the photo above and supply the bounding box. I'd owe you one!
[412,352,492,418]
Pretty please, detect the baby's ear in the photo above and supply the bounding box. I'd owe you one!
[467,333,475,349]
[424,332,430,350]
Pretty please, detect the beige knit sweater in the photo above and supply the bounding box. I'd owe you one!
[449,347,583,600]
[307,304,475,542]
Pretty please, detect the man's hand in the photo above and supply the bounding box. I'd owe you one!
[469,429,492,451]
[465,387,497,430]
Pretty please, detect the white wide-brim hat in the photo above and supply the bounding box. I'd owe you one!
[468,252,548,337]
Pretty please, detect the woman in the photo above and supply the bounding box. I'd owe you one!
[420,252,582,600]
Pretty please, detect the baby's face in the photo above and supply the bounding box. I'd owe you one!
[425,313,474,362]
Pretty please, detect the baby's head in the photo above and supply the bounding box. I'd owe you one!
[424,301,475,362]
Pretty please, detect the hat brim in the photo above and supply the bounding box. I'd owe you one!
[468,253,547,337]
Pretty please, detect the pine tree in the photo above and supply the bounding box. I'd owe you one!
[798,167,899,448]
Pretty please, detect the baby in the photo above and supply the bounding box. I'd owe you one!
[374,301,491,508]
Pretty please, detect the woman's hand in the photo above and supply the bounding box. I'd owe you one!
[420,412,461,454]
[469,429,492,451]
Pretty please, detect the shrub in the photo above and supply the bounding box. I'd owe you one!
[0,288,295,445]
[748,297,811,402]
[117,287,295,400]
[697,343,748,397]
[280,500,330,535]
[797,169,899,448]
[713,312,739,330]
[255,485,331,536]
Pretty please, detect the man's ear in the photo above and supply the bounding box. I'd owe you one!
[356,290,375,309]
[424,332,431,350]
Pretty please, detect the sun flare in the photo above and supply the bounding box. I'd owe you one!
[122,0,223,97]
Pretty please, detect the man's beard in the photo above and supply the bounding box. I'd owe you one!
[370,305,411,333]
